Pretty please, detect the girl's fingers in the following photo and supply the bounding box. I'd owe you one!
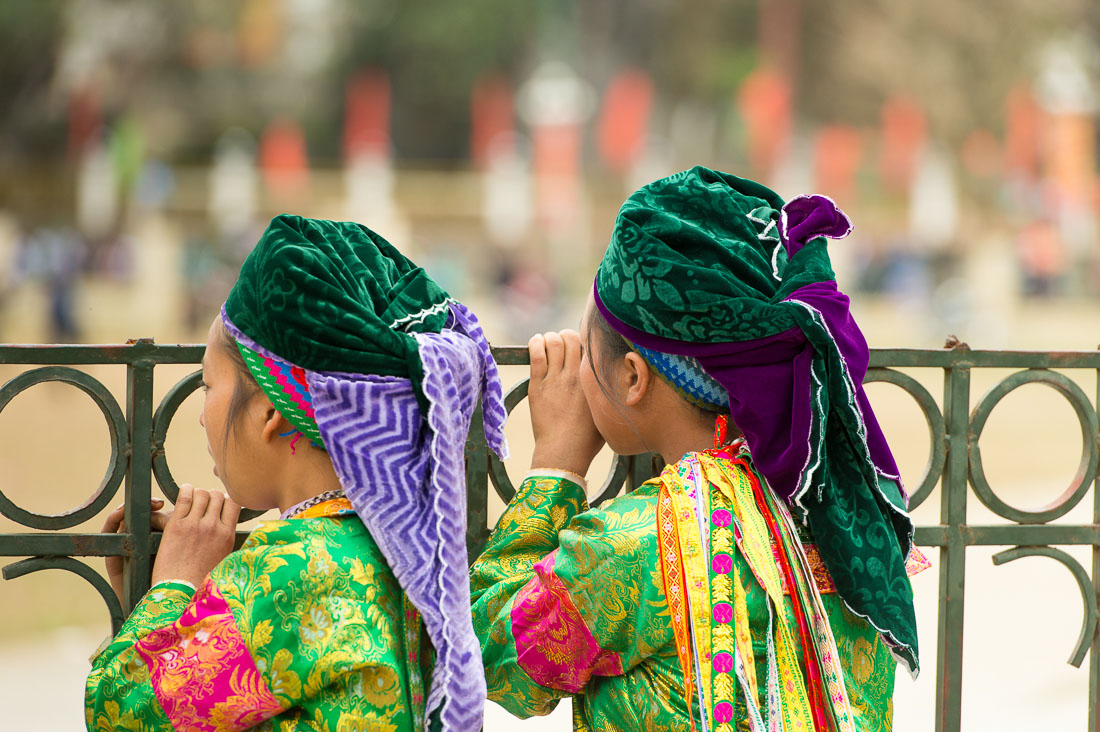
[529,334,548,380]
[190,488,211,518]
[203,491,225,524]
[543,331,565,372]
[560,329,581,371]
[174,484,195,519]
[104,498,168,533]
[221,495,241,527]
[101,504,126,534]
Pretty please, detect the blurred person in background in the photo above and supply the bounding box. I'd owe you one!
[179,225,226,335]
[16,222,87,342]
[471,167,929,731]
[86,215,508,731]
[1016,217,1067,296]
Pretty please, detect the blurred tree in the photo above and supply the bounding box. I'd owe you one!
[0,0,68,163]
[797,0,1093,144]
[338,0,537,161]
[0,0,1095,170]
[570,0,759,115]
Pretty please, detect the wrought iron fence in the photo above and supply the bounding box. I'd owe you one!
[1,339,1099,732]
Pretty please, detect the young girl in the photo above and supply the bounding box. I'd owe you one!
[471,167,928,731]
[86,214,508,732]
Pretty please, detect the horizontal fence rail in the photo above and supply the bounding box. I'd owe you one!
[1,339,1099,732]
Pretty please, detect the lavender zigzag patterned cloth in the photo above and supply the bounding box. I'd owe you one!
[308,308,507,731]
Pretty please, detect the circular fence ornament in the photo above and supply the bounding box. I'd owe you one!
[0,367,129,530]
[968,369,1098,524]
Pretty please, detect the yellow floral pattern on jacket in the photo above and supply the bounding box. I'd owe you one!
[86,512,428,731]
[470,465,901,732]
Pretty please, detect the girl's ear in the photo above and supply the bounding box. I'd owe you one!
[621,351,652,407]
[260,408,289,443]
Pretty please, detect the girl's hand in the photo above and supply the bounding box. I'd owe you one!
[528,330,605,476]
[150,484,240,590]
[101,498,169,604]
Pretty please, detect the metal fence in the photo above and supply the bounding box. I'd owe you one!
[1,339,1098,732]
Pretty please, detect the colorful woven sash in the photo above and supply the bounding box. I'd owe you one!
[656,430,857,732]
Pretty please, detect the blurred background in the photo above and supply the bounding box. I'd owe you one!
[0,0,1099,347]
[2,0,1100,729]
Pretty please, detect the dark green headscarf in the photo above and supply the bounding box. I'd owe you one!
[225,215,452,398]
[594,167,920,673]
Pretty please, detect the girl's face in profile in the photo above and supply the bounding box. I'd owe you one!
[199,318,232,484]
[578,300,649,457]
[198,318,272,510]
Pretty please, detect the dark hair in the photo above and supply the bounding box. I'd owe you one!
[584,306,652,453]
[216,323,263,467]
[586,305,634,399]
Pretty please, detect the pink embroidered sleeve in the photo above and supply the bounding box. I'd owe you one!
[85,582,196,730]
[86,576,285,732]
[134,578,285,731]
[471,476,670,718]
[511,552,624,692]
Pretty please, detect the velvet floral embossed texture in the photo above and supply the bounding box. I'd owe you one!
[224,214,451,397]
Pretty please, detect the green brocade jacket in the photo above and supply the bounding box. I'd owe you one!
[85,507,431,732]
[470,461,900,732]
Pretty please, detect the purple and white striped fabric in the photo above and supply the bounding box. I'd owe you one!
[224,302,508,731]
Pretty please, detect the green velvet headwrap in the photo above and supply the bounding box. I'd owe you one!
[224,215,452,401]
[593,166,921,674]
[595,168,834,341]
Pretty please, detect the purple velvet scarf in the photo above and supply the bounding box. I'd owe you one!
[594,195,903,508]
[223,302,508,731]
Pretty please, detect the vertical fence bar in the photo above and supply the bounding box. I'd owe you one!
[628,453,661,491]
[935,355,969,732]
[465,406,491,560]
[1091,366,1100,732]
[122,342,155,614]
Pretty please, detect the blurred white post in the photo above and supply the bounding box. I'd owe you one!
[483,134,533,249]
[209,129,258,240]
[908,144,959,251]
[345,151,406,246]
[518,61,594,269]
[76,140,117,241]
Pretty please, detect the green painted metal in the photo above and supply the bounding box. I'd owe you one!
[968,369,1098,524]
[0,366,128,529]
[991,546,1097,667]
[1,339,1099,731]
[866,367,946,509]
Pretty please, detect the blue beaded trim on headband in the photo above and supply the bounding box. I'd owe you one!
[632,342,728,412]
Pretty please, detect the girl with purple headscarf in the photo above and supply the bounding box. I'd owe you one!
[470,167,928,732]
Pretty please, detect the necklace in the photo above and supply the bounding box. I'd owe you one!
[280,489,346,520]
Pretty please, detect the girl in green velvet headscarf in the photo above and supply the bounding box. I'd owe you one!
[88,215,508,732]
[471,167,928,732]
